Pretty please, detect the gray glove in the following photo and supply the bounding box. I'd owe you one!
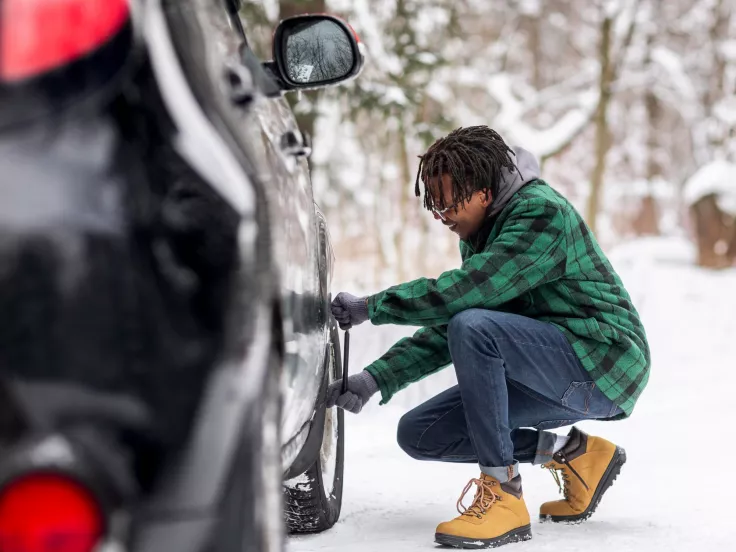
[325,371,379,414]
[331,292,369,330]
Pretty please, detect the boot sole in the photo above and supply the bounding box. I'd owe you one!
[540,446,627,524]
[435,524,532,549]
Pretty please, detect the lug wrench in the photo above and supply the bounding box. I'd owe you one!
[342,329,350,393]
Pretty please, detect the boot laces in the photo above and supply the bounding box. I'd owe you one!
[543,452,589,498]
[456,477,499,518]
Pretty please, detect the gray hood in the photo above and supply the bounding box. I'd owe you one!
[488,146,540,216]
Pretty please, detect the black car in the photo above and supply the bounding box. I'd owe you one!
[0,0,362,550]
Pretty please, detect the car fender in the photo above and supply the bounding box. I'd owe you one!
[282,316,339,480]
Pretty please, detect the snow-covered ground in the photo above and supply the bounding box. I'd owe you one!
[288,237,736,551]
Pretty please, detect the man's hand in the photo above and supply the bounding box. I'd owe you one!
[326,371,379,414]
[331,292,369,330]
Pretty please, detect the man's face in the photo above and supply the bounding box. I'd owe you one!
[428,174,492,241]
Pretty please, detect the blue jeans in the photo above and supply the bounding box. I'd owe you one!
[396,309,622,482]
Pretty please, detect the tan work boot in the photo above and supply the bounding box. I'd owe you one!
[435,473,532,549]
[540,427,626,523]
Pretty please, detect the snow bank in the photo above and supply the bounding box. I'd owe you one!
[683,160,736,216]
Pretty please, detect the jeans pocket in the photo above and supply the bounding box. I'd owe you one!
[561,381,595,414]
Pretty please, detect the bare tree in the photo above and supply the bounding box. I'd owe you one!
[586,0,642,235]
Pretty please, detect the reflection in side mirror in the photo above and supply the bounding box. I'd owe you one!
[270,15,363,90]
[284,20,355,84]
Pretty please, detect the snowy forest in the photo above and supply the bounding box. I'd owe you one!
[243,0,736,288]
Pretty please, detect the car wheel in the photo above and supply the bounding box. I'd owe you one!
[283,324,345,534]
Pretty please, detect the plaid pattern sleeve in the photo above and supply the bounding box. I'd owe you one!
[365,325,451,405]
[366,198,568,327]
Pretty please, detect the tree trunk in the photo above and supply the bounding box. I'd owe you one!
[703,0,727,133]
[366,129,392,287]
[372,142,389,286]
[635,0,662,236]
[396,123,413,282]
[726,217,736,266]
[632,195,660,236]
[526,13,543,90]
[586,14,613,235]
[691,194,730,268]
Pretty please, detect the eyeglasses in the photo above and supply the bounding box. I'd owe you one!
[432,200,462,221]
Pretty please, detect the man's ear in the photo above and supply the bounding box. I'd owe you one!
[481,190,493,206]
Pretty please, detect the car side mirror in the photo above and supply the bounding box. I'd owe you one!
[266,14,364,92]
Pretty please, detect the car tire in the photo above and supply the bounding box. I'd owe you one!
[283,324,345,534]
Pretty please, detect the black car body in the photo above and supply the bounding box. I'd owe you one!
[0,0,361,550]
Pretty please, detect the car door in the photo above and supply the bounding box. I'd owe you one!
[219,6,327,449]
[249,96,325,447]
[152,0,353,466]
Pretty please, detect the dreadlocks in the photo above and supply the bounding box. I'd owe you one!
[415,126,519,212]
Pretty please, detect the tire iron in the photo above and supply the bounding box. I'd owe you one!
[342,329,350,393]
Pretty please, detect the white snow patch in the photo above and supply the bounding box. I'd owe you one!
[415,52,438,65]
[713,96,736,127]
[518,0,542,16]
[651,46,698,104]
[425,80,451,103]
[284,473,312,491]
[719,39,736,61]
[382,86,409,106]
[603,177,676,202]
[261,0,278,22]
[683,160,736,215]
[480,74,598,161]
[351,0,403,76]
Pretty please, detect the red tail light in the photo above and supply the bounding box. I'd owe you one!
[0,473,103,552]
[0,0,130,82]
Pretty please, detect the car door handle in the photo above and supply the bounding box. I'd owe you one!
[280,130,312,158]
[224,61,255,106]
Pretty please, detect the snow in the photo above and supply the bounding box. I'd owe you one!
[683,160,736,216]
[478,74,599,161]
[719,39,736,61]
[713,97,736,127]
[415,52,438,65]
[284,473,312,491]
[289,237,736,552]
[350,0,404,76]
[518,0,542,16]
[603,177,676,202]
[381,85,409,106]
[425,80,452,103]
[651,47,698,106]
[415,7,450,35]
[448,66,602,160]
[260,0,278,23]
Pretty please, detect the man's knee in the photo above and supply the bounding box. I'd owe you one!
[396,410,427,460]
[447,309,498,339]
[448,308,503,351]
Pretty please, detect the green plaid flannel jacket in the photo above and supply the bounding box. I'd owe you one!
[365,180,650,416]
